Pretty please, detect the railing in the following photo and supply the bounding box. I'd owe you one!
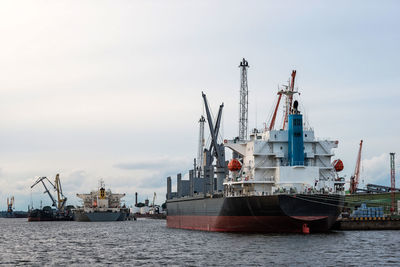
[291,161,305,166]
[277,160,309,167]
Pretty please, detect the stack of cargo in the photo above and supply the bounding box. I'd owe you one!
[351,203,384,218]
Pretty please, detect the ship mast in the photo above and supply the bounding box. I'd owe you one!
[238,58,249,140]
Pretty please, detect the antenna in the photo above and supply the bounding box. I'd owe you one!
[238,58,249,140]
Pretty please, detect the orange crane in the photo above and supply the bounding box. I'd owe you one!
[350,140,363,194]
[7,196,14,213]
[268,92,283,131]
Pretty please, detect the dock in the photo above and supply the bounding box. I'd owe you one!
[334,217,400,230]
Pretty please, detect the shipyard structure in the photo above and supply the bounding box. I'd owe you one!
[166,65,345,233]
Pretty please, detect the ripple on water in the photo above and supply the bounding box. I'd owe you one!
[0,218,399,266]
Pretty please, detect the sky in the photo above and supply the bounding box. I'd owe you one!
[0,0,399,210]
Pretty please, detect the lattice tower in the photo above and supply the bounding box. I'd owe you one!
[239,58,249,140]
[390,152,396,212]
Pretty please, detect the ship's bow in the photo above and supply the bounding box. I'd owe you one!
[278,194,343,233]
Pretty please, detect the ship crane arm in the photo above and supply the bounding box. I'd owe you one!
[202,92,225,167]
[268,92,283,131]
[55,174,67,211]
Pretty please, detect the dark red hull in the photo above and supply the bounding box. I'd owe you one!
[167,194,343,233]
[168,215,337,233]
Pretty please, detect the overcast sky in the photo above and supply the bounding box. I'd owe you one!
[1,1,399,210]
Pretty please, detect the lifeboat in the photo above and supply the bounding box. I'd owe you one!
[228,158,242,172]
[332,159,344,172]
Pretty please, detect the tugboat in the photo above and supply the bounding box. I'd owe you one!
[166,67,345,233]
[73,180,129,222]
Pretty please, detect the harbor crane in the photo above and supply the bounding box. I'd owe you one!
[350,140,363,194]
[7,196,14,213]
[202,92,226,193]
[149,192,159,214]
[31,174,67,211]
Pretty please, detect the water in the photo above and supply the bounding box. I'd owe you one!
[0,218,399,266]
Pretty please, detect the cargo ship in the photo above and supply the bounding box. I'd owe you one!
[166,67,345,233]
[73,180,129,222]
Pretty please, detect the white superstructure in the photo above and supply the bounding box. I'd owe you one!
[224,129,342,196]
[75,180,125,213]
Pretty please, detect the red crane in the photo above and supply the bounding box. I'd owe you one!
[350,140,363,194]
[268,92,283,131]
[390,153,396,212]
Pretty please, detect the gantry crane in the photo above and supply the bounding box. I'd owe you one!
[31,174,67,211]
[350,140,363,194]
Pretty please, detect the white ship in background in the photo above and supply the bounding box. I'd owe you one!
[73,180,129,222]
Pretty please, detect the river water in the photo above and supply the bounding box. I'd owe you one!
[0,218,398,266]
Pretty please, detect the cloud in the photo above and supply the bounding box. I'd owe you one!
[0,1,400,210]
[113,156,193,191]
[114,156,191,170]
[359,153,399,188]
